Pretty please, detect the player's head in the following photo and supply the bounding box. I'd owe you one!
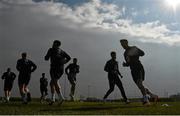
[7,68,11,72]
[111,51,116,60]
[73,58,77,64]
[42,73,45,77]
[53,40,61,48]
[120,39,129,49]
[21,52,27,59]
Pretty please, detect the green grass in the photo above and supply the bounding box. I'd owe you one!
[0,99,180,115]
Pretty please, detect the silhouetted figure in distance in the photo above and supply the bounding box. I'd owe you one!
[16,52,37,104]
[120,39,158,105]
[65,58,80,101]
[103,51,129,103]
[1,68,16,102]
[40,73,48,103]
[45,40,71,105]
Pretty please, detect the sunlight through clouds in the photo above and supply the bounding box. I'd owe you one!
[1,0,180,45]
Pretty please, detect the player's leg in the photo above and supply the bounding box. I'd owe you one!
[40,87,44,101]
[24,77,31,102]
[68,74,76,101]
[44,87,48,99]
[70,82,76,99]
[49,68,56,105]
[54,70,64,103]
[146,88,159,103]
[19,84,27,104]
[115,76,129,103]
[18,76,27,104]
[24,85,31,102]
[49,80,56,105]
[54,79,64,104]
[131,67,149,105]
[7,90,10,102]
[103,75,115,99]
[7,84,12,102]
[4,82,9,102]
[134,79,150,105]
[4,90,8,102]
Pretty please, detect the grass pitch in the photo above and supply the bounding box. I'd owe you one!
[0,99,180,115]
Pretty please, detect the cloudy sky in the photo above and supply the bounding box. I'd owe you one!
[0,0,180,99]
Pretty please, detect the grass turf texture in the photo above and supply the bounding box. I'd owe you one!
[0,99,180,115]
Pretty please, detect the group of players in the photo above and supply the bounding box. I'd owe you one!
[1,39,158,105]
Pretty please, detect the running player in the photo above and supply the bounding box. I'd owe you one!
[120,39,158,105]
[45,40,71,105]
[1,68,16,102]
[65,58,80,101]
[16,52,37,104]
[40,73,48,103]
[103,51,129,103]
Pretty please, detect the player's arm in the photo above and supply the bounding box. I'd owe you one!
[137,47,145,56]
[12,72,16,80]
[1,73,5,80]
[63,51,71,64]
[45,48,51,61]
[76,65,80,73]
[104,61,109,72]
[31,61,37,72]
[16,60,21,71]
[117,64,123,78]
[65,64,70,75]
[123,54,130,67]
[45,78,48,86]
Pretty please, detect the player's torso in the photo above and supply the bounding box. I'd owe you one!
[50,48,65,66]
[18,59,32,72]
[69,64,79,74]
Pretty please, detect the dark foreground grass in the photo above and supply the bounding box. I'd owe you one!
[0,99,180,115]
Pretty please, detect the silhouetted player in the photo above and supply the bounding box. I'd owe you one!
[65,58,80,101]
[1,68,16,102]
[45,40,71,105]
[40,73,48,102]
[120,39,158,105]
[16,52,37,104]
[103,51,129,103]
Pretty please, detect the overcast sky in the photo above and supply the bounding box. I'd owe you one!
[0,0,180,99]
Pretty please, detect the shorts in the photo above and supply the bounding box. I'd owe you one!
[40,86,48,95]
[50,67,64,81]
[130,63,145,82]
[4,81,13,91]
[67,73,76,85]
[18,73,31,86]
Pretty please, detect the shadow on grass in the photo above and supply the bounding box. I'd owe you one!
[39,104,144,112]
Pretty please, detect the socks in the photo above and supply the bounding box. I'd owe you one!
[6,96,10,101]
[21,93,27,102]
[143,95,149,102]
[51,93,55,102]
[58,91,64,100]
[7,96,10,101]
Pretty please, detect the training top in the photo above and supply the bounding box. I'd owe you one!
[16,59,37,74]
[45,48,71,67]
[124,46,145,66]
[40,77,48,87]
[104,59,121,75]
[65,63,80,74]
[1,72,16,84]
